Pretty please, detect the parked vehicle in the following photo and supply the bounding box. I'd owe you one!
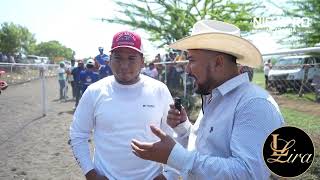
[27,55,49,64]
[268,55,320,93]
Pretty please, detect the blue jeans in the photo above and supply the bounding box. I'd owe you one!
[75,83,83,107]
[59,80,66,99]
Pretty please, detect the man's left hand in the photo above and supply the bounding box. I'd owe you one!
[131,125,176,164]
[153,173,166,180]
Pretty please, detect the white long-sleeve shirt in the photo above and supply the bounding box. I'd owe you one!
[167,73,285,180]
[70,74,178,180]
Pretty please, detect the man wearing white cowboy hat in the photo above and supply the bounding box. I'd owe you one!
[131,20,285,179]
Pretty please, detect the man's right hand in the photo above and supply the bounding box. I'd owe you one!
[85,169,108,180]
[167,104,188,128]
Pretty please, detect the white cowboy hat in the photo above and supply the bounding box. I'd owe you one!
[169,20,262,68]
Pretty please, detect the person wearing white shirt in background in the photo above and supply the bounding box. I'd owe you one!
[142,62,158,79]
[131,20,285,180]
[69,30,179,180]
[57,61,66,100]
[264,59,272,89]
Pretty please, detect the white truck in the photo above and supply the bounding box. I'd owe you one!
[268,55,320,93]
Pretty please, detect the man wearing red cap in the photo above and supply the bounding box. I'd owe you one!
[70,31,179,179]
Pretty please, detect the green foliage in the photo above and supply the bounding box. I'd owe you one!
[34,41,73,60]
[0,22,36,55]
[283,0,320,47]
[105,0,257,47]
[0,22,74,60]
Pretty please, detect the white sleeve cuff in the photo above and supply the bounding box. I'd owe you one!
[173,120,191,137]
[82,161,95,176]
[167,143,194,172]
[163,165,180,180]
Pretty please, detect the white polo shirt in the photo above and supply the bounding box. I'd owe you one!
[70,74,177,179]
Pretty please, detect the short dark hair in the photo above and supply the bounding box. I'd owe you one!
[225,53,237,64]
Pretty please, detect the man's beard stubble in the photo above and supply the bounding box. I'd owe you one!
[189,74,214,96]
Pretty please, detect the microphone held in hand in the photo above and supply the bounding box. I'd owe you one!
[174,97,182,112]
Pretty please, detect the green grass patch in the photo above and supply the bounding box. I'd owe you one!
[283,92,317,102]
[252,71,265,88]
[281,107,320,134]
[281,107,320,179]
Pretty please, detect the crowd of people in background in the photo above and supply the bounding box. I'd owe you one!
[58,49,192,109]
[57,46,264,110]
[57,47,112,110]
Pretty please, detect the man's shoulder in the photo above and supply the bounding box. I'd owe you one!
[236,83,276,107]
[142,75,170,92]
[88,76,113,90]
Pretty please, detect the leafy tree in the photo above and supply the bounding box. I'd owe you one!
[289,0,320,46]
[104,0,257,47]
[0,22,36,55]
[270,0,320,47]
[34,40,73,60]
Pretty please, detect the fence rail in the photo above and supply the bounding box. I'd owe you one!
[0,63,59,85]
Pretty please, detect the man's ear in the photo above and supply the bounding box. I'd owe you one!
[140,56,145,69]
[215,55,224,68]
[208,54,224,69]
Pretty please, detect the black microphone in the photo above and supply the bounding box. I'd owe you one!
[174,97,182,112]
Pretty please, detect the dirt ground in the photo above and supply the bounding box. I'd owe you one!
[0,77,84,180]
[272,93,320,117]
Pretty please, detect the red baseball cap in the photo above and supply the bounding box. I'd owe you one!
[110,31,143,53]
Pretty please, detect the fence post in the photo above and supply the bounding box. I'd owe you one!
[39,64,47,116]
[299,65,310,97]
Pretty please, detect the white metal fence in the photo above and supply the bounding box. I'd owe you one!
[0,63,58,85]
[0,63,59,116]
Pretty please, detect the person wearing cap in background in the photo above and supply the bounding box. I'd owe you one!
[131,20,285,179]
[94,47,109,69]
[79,59,99,94]
[98,55,113,79]
[72,60,85,109]
[70,31,179,180]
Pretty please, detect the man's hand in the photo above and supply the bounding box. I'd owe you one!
[167,104,188,128]
[131,125,176,164]
[153,173,167,180]
[85,169,109,180]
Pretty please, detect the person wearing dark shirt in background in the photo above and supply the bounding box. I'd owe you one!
[99,57,113,79]
[72,60,85,109]
[80,59,99,93]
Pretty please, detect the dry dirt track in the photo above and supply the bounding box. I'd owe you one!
[0,77,84,180]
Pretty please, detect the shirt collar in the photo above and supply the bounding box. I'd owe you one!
[214,73,249,96]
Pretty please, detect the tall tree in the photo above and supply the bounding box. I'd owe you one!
[0,22,36,55]
[104,0,257,47]
[34,40,73,60]
[290,0,320,46]
[271,0,320,47]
